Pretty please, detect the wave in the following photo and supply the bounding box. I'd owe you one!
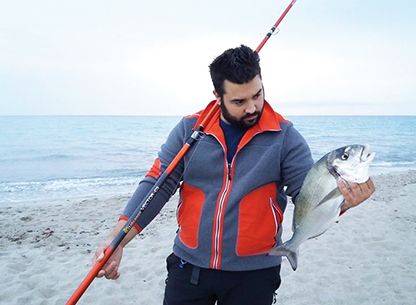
[372,160,416,168]
[0,154,79,163]
[1,175,140,191]
[0,175,145,204]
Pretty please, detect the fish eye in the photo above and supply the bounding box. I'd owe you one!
[341,153,349,160]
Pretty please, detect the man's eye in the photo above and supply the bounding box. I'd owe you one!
[253,90,263,99]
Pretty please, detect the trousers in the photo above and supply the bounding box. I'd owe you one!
[163,253,281,305]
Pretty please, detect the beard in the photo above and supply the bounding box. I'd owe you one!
[220,101,263,129]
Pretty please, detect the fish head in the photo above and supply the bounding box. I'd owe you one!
[327,144,375,183]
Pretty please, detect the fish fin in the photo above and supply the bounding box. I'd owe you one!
[286,250,298,271]
[315,188,340,208]
[269,243,299,271]
[307,229,328,240]
[308,202,342,239]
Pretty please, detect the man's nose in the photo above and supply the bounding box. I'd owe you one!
[245,101,256,114]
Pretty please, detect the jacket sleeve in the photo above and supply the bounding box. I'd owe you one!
[120,118,189,231]
[280,123,314,204]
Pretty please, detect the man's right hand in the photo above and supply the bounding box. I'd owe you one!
[92,219,139,280]
[94,242,123,280]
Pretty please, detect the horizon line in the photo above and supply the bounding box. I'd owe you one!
[1,114,415,117]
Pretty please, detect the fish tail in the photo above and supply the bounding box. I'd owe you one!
[270,242,299,271]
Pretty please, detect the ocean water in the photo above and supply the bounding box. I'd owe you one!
[1,115,415,204]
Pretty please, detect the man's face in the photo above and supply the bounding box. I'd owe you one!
[216,75,264,129]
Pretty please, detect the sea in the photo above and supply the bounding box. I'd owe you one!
[1,115,415,204]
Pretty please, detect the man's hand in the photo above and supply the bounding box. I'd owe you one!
[92,219,139,280]
[94,242,123,280]
[338,178,375,214]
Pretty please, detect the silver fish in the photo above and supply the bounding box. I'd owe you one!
[270,144,375,270]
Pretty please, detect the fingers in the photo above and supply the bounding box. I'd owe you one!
[94,246,106,278]
[352,178,375,201]
[96,251,104,262]
[106,261,117,277]
[96,260,121,280]
[95,250,107,278]
[94,245,105,262]
[338,179,355,203]
[348,181,360,194]
[94,245,122,280]
[338,177,376,213]
[365,178,376,194]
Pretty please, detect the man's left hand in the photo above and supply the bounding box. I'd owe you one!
[338,178,375,214]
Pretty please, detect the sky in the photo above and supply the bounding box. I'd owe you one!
[0,0,415,116]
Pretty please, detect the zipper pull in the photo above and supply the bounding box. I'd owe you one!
[227,163,232,180]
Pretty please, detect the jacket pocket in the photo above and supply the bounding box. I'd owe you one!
[177,183,205,249]
[236,182,283,256]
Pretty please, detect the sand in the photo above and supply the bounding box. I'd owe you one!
[1,170,415,305]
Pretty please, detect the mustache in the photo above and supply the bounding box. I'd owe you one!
[242,111,261,119]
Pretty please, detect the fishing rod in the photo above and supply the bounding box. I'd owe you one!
[65,1,297,304]
[256,0,297,53]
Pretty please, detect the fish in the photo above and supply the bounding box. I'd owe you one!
[270,144,375,271]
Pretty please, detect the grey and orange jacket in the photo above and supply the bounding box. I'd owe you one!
[120,100,313,271]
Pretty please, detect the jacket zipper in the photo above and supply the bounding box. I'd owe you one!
[210,130,266,268]
[210,134,234,269]
[270,197,284,248]
[212,165,231,269]
[269,198,280,238]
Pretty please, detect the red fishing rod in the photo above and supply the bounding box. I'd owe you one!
[256,0,297,53]
[65,1,297,304]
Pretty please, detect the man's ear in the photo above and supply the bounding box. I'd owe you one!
[213,90,221,105]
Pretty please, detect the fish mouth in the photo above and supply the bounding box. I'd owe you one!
[360,144,375,163]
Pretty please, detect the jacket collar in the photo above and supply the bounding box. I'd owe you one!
[193,100,283,150]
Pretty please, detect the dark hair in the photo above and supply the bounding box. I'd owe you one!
[209,45,261,96]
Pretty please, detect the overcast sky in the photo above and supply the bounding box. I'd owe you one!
[1,0,415,115]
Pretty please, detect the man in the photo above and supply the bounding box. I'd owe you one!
[94,45,375,305]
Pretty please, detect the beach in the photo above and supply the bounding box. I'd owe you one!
[1,170,416,305]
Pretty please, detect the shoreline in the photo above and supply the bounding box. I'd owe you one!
[1,170,416,304]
